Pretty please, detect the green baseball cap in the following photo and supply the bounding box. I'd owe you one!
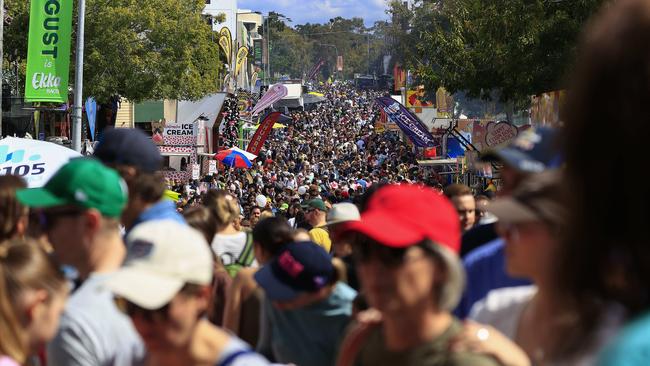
[301,199,328,212]
[17,158,128,218]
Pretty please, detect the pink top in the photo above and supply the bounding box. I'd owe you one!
[0,356,20,366]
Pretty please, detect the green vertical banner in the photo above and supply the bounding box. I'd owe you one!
[24,0,74,103]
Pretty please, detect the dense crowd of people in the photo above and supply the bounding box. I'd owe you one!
[4,0,650,365]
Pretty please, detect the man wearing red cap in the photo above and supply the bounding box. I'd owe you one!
[336,184,499,366]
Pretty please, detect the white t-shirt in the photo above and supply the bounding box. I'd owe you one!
[470,286,625,366]
[212,232,256,267]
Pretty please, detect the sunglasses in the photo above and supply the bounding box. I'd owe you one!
[353,239,413,268]
[114,297,169,323]
[39,206,87,230]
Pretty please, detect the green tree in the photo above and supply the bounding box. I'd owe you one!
[389,0,605,105]
[3,0,222,103]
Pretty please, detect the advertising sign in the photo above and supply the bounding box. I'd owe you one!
[246,112,281,155]
[253,39,263,66]
[24,0,74,102]
[375,97,436,147]
[235,46,249,77]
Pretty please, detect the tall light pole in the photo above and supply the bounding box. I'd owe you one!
[1,0,4,137]
[71,0,86,152]
[264,13,291,85]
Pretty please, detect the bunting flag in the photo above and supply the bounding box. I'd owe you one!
[85,98,97,141]
[250,84,288,116]
[375,96,436,147]
[246,112,281,154]
[220,27,233,64]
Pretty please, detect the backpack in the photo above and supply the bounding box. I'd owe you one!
[224,232,255,278]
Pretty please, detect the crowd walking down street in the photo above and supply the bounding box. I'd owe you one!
[6,0,650,365]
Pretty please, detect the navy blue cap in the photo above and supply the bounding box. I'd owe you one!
[94,128,163,173]
[480,127,562,173]
[254,241,334,302]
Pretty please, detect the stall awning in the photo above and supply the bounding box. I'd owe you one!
[417,158,459,167]
[160,152,192,157]
[177,93,227,128]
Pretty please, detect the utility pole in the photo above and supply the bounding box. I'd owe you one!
[1,0,4,137]
[71,0,86,152]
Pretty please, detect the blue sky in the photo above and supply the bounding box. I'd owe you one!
[237,0,390,27]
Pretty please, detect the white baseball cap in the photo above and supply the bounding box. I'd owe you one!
[106,220,213,309]
[326,203,361,226]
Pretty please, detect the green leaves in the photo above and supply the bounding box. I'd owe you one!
[3,0,221,103]
[390,0,605,105]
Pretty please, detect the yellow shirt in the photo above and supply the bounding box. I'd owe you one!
[308,227,332,253]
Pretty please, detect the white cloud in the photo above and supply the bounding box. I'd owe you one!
[237,0,388,26]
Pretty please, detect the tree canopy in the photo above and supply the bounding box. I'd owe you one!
[388,0,605,105]
[3,0,222,103]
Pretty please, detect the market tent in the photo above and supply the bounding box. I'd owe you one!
[304,93,327,105]
[177,93,227,128]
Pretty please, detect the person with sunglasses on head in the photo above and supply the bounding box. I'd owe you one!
[455,127,561,319]
[336,184,500,366]
[15,158,145,366]
[107,220,270,366]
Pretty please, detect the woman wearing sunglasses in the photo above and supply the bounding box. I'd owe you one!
[336,184,500,366]
[455,172,625,366]
[107,220,270,366]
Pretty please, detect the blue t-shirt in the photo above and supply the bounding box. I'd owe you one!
[127,200,185,235]
[454,239,530,318]
[259,282,357,366]
[598,312,650,366]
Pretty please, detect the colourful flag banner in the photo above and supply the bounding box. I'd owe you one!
[337,56,343,72]
[219,35,231,64]
[375,96,436,147]
[250,84,288,116]
[235,46,249,77]
[220,27,232,63]
[251,72,259,89]
[246,112,281,154]
[25,0,74,103]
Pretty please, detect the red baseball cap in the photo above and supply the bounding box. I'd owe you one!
[342,184,460,253]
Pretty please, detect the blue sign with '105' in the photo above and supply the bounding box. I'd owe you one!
[0,146,46,177]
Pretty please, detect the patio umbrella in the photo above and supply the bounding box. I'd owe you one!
[215,147,256,168]
[0,137,82,187]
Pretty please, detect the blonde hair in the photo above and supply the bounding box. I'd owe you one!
[0,239,66,363]
[202,190,240,227]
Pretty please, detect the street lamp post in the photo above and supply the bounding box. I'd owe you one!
[71,0,86,152]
